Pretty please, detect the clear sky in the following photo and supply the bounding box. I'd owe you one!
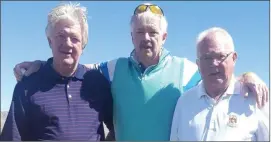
[1,1,269,111]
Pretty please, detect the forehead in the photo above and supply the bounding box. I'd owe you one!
[53,18,81,35]
[133,15,161,31]
[198,34,232,55]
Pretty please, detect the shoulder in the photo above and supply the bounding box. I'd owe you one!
[21,69,42,89]
[181,84,200,100]
[97,57,128,82]
[99,57,128,68]
[170,56,198,72]
[81,65,111,101]
[13,72,40,101]
[83,69,108,85]
[176,84,200,107]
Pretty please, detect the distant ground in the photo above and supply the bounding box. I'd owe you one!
[1,111,8,131]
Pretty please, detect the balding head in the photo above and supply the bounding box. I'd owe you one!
[196,27,234,58]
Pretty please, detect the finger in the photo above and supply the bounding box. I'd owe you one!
[240,82,249,97]
[24,61,41,76]
[249,83,261,108]
[13,67,23,82]
[13,70,21,82]
[24,69,32,77]
[264,86,269,103]
[17,61,32,69]
[260,85,266,108]
[255,85,262,108]
[14,65,23,78]
[14,62,32,76]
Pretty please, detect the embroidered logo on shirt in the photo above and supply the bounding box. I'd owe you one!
[227,114,238,127]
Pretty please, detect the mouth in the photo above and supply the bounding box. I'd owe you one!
[141,45,152,49]
[209,72,220,76]
[60,51,72,56]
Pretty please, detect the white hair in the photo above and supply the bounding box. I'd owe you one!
[130,3,168,34]
[45,2,88,49]
[196,27,235,54]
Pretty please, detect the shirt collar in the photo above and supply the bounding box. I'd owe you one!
[41,57,86,83]
[197,75,241,99]
[129,48,170,68]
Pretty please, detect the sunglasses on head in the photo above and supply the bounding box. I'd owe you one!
[134,4,164,16]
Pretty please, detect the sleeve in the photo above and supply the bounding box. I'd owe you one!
[255,102,269,141]
[182,59,202,92]
[1,83,29,141]
[81,69,114,131]
[101,76,114,131]
[170,97,182,141]
[98,59,118,83]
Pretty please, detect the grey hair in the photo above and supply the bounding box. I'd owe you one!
[130,3,168,34]
[196,27,235,57]
[45,2,88,49]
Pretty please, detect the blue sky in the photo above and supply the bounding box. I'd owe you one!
[1,1,269,111]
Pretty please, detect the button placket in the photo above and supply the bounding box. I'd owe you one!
[209,105,218,132]
[66,83,72,102]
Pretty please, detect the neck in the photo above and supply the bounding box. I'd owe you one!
[52,60,78,77]
[135,51,161,69]
[139,57,159,69]
[204,80,231,101]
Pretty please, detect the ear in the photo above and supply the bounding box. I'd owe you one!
[162,32,168,45]
[232,52,238,65]
[196,59,201,72]
[47,37,52,49]
[131,32,135,44]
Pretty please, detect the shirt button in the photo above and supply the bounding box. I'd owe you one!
[67,85,70,88]
[68,94,72,99]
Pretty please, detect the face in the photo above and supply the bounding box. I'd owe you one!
[131,15,167,64]
[196,35,237,89]
[48,18,83,67]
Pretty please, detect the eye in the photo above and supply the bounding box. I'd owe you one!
[219,54,227,59]
[56,34,65,40]
[136,31,144,34]
[71,37,79,43]
[202,56,211,60]
[149,31,158,35]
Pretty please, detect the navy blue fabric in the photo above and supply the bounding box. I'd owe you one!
[1,58,113,141]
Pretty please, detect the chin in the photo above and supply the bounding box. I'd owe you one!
[207,78,223,86]
[62,58,75,66]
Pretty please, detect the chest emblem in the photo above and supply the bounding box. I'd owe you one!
[227,114,238,127]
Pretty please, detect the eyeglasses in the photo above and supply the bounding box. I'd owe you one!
[134,4,164,16]
[199,52,233,64]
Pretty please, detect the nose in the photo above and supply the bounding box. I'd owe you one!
[210,59,220,67]
[63,37,73,48]
[143,32,151,41]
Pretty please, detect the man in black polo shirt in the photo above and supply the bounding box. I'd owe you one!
[1,3,113,141]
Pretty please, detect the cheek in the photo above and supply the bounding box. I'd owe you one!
[151,38,159,48]
[51,45,59,54]
[221,63,232,75]
[72,45,83,58]
[133,39,141,48]
[199,65,209,76]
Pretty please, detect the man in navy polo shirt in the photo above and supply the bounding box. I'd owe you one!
[1,3,113,141]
